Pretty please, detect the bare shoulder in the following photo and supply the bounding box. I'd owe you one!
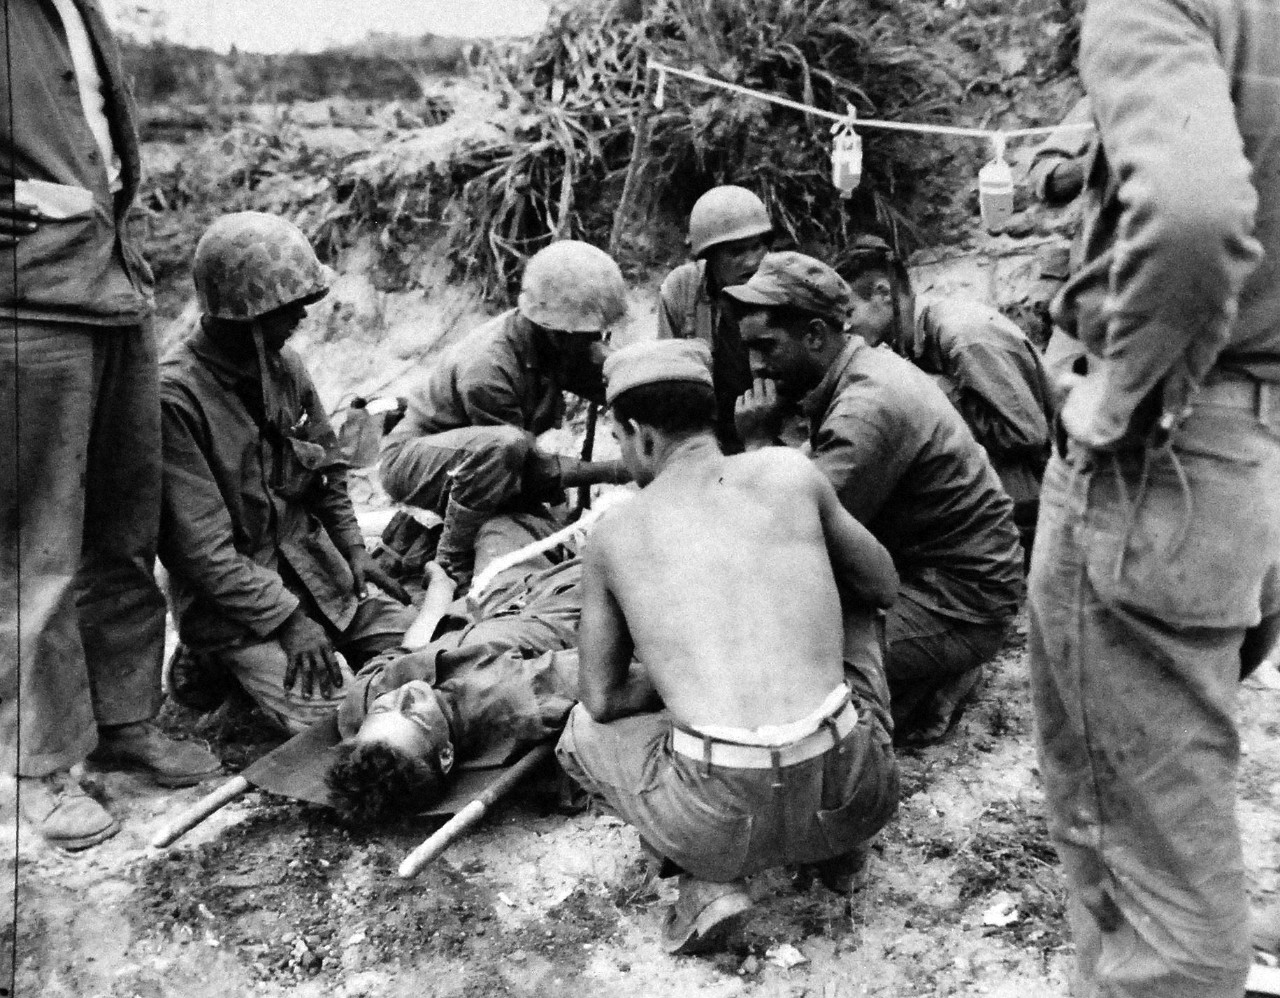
[731,446,823,492]
[585,499,638,566]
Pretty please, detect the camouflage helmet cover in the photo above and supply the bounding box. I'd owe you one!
[517,240,628,333]
[193,211,334,321]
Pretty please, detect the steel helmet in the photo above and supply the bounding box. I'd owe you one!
[516,240,628,333]
[688,186,772,258]
[193,211,334,322]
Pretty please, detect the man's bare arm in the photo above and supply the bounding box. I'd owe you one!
[576,527,644,722]
[812,465,898,608]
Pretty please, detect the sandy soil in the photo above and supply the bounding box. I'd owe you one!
[4,621,1279,998]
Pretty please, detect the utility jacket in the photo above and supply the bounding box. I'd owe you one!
[803,337,1024,624]
[387,309,580,483]
[657,260,752,451]
[393,310,563,439]
[1053,0,1280,449]
[909,299,1054,503]
[0,0,152,324]
[339,559,585,764]
[159,330,366,650]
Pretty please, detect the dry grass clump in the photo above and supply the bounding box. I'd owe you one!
[451,0,963,298]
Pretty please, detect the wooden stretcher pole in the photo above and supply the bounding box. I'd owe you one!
[398,743,555,878]
[150,775,251,849]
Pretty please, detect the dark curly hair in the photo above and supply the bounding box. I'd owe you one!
[325,740,449,825]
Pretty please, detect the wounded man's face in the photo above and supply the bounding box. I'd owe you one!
[355,680,456,774]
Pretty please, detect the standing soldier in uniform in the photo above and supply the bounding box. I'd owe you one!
[380,240,629,591]
[657,186,773,452]
[1,0,220,850]
[1029,0,1280,994]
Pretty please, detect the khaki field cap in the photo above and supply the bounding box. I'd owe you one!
[687,185,772,257]
[604,339,713,404]
[723,251,853,326]
[193,211,334,322]
[517,240,629,333]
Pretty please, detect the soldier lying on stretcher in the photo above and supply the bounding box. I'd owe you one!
[325,525,651,823]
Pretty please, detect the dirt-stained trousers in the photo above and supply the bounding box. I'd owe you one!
[1029,392,1280,998]
[1,319,168,776]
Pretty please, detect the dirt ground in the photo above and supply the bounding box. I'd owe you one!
[4,620,1280,998]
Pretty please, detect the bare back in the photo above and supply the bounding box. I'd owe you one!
[594,447,846,730]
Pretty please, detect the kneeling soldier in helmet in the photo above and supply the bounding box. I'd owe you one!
[379,240,630,592]
[159,212,415,732]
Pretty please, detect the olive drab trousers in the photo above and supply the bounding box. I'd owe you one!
[1,319,167,776]
[1029,392,1280,998]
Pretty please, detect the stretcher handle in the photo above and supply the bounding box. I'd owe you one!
[150,775,251,849]
[397,743,555,878]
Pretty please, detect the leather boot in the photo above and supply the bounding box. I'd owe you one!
[435,494,490,593]
[89,721,222,788]
[19,767,119,851]
[661,875,752,955]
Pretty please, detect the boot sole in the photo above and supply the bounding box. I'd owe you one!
[45,817,120,853]
[663,893,753,956]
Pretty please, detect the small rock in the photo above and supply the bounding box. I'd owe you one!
[741,955,760,974]
[765,943,807,969]
[981,896,1020,927]
[510,950,527,963]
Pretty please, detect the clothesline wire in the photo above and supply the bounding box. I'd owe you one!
[649,63,1094,143]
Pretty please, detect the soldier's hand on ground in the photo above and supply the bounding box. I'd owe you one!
[0,179,41,246]
[278,608,342,699]
[346,545,411,604]
[735,378,783,448]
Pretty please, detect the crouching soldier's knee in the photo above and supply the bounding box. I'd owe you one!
[449,425,535,510]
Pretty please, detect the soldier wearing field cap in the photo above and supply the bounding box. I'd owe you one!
[380,240,630,591]
[727,252,1024,744]
[559,337,899,955]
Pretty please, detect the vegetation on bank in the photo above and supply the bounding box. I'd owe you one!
[135,0,1083,315]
